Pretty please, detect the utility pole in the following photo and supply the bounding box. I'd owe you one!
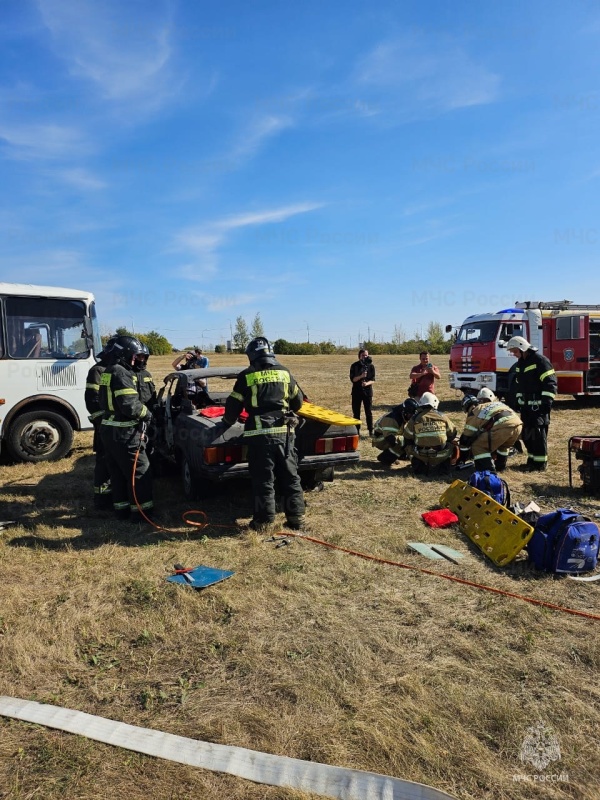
[306,322,310,343]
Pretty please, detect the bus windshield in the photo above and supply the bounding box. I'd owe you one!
[456,321,499,344]
[6,296,90,359]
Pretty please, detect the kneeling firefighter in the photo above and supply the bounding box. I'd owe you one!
[459,388,523,472]
[372,398,419,466]
[98,335,154,522]
[221,337,305,531]
[403,392,457,475]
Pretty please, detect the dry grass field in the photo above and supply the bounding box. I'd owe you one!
[1,354,599,800]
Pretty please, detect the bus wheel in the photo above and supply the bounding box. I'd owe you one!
[7,411,74,462]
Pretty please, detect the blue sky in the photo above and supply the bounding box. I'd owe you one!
[1,0,600,349]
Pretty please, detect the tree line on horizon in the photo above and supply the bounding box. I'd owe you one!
[102,318,453,356]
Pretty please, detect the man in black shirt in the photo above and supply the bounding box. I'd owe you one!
[349,349,375,435]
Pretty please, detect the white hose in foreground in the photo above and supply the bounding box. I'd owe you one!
[0,696,457,800]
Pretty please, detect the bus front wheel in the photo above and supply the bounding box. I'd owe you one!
[6,411,74,462]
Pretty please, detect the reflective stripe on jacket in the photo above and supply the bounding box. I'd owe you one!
[403,409,457,451]
[223,359,303,436]
[85,363,106,421]
[99,363,150,428]
[512,350,557,410]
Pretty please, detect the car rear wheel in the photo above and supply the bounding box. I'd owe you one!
[180,454,208,500]
[301,467,334,491]
[6,410,74,463]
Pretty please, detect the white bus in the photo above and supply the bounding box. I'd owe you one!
[0,283,102,462]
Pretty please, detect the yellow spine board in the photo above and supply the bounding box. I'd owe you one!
[298,402,360,427]
[439,480,534,567]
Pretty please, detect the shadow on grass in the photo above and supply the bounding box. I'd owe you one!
[2,454,245,551]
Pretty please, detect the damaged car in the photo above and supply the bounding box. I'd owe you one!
[152,367,360,499]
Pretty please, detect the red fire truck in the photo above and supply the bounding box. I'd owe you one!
[448,300,600,397]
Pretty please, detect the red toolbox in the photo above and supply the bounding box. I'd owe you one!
[569,436,600,494]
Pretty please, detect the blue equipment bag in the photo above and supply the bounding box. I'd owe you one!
[527,509,600,574]
[468,470,510,507]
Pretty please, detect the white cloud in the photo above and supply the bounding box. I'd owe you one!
[0,120,88,160]
[355,34,500,116]
[55,167,107,190]
[36,0,175,108]
[228,114,294,163]
[173,202,324,277]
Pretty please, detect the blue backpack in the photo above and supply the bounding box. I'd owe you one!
[527,509,600,574]
[468,470,510,507]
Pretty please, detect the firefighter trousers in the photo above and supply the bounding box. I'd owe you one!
[521,412,550,468]
[247,435,305,524]
[99,425,154,520]
[92,421,112,509]
[471,421,523,471]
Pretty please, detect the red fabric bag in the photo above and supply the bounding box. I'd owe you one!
[421,509,459,528]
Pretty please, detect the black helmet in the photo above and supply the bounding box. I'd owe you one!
[401,397,419,421]
[108,335,146,368]
[133,342,150,371]
[245,336,274,363]
[461,394,478,414]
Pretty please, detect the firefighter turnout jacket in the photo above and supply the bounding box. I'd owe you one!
[135,369,157,411]
[85,362,107,422]
[403,408,457,466]
[460,400,522,469]
[98,362,153,519]
[372,409,407,459]
[99,364,152,427]
[223,359,303,435]
[511,350,557,414]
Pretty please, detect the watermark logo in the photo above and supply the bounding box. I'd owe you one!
[520,722,561,771]
[513,722,569,783]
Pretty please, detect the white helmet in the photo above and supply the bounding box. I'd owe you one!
[506,335,535,353]
[419,391,439,410]
[477,387,496,402]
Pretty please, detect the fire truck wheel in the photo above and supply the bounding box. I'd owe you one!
[7,410,74,463]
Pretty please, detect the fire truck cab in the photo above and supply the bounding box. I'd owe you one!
[448,300,600,397]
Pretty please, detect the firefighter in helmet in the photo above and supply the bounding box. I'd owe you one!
[85,336,116,509]
[132,342,157,411]
[506,336,557,471]
[221,337,305,531]
[458,388,523,472]
[403,392,457,475]
[372,398,418,466]
[98,335,154,522]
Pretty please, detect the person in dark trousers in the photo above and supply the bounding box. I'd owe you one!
[85,337,116,509]
[221,337,305,532]
[98,335,154,522]
[506,335,557,471]
[349,348,375,435]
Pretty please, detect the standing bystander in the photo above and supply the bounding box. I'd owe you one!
[409,352,441,399]
[349,349,376,435]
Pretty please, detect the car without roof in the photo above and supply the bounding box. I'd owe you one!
[152,367,360,499]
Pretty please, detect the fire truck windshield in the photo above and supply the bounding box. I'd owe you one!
[456,321,499,343]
